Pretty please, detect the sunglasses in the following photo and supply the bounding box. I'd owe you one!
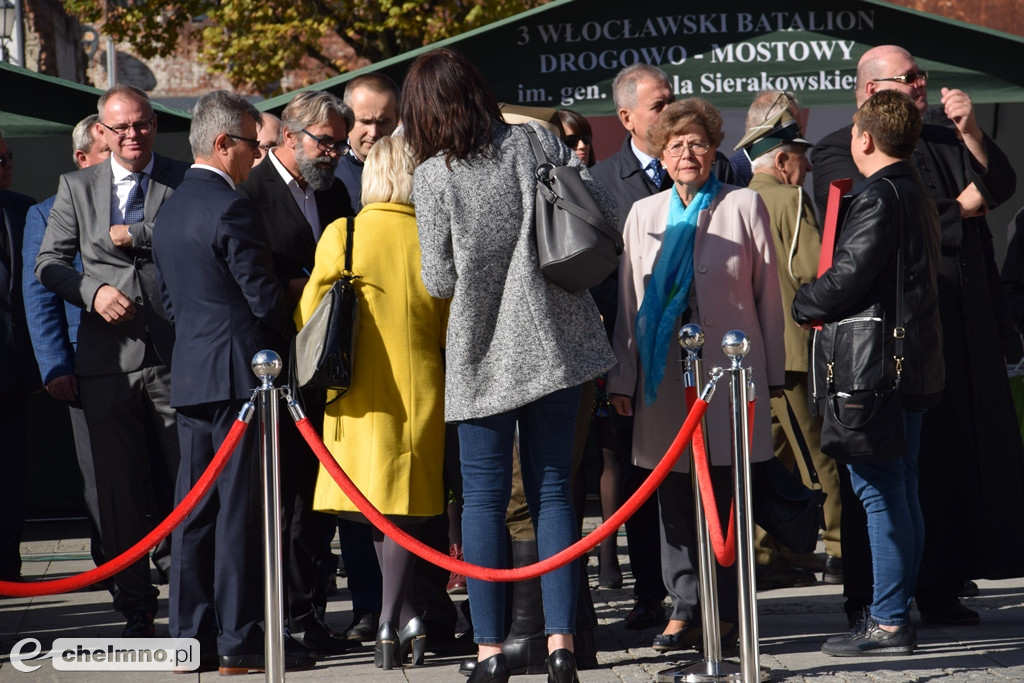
[873,70,928,85]
[564,133,592,148]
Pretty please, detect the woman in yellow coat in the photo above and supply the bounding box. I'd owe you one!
[296,136,449,669]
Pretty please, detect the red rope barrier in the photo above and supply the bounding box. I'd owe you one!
[686,386,736,567]
[297,397,710,582]
[0,419,250,597]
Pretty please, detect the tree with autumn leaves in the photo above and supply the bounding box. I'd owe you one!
[62,0,547,95]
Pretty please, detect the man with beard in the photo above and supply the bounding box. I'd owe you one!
[238,90,356,655]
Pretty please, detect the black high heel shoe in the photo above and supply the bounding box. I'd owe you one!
[467,653,511,683]
[546,648,580,683]
[398,616,427,666]
[374,622,399,670]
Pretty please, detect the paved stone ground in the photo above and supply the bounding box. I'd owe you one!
[1,519,1023,681]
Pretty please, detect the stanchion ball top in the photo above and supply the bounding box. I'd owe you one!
[678,323,705,349]
[251,350,283,380]
[721,330,751,359]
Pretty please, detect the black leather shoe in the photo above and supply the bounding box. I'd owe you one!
[467,653,511,683]
[822,555,844,585]
[217,650,315,675]
[545,648,580,683]
[295,618,353,656]
[652,622,702,652]
[756,557,816,591]
[399,616,427,665]
[459,637,547,677]
[624,600,666,630]
[346,609,380,642]
[374,622,399,669]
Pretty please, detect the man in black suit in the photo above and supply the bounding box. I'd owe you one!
[811,44,1024,628]
[238,90,360,654]
[0,133,40,582]
[154,90,312,674]
[36,85,189,637]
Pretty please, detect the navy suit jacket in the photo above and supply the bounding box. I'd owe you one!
[22,195,83,385]
[237,154,354,284]
[153,168,295,409]
[0,189,39,393]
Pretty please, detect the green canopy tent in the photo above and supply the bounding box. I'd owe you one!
[258,0,1024,115]
[0,60,192,136]
[0,61,192,200]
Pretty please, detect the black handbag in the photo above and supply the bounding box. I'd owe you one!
[819,180,906,464]
[523,126,622,293]
[753,396,826,554]
[291,217,359,398]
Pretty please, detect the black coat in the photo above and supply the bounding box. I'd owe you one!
[812,119,1024,584]
[0,189,39,393]
[237,154,354,283]
[792,161,944,409]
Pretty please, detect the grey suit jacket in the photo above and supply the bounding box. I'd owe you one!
[35,154,189,375]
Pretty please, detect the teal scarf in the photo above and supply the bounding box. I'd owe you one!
[636,175,721,405]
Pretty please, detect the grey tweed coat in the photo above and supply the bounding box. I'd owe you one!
[414,121,618,422]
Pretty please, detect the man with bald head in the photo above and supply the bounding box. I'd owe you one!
[811,44,1024,629]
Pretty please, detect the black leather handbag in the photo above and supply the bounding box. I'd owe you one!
[524,126,622,293]
[819,180,906,464]
[291,217,359,398]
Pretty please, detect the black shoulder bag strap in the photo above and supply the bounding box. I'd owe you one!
[882,178,905,388]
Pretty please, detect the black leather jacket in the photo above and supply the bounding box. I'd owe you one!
[792,160,944,409]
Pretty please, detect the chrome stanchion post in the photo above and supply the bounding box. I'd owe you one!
[252,350,285,683]
[721,331,762,683]
[659,325,740,683]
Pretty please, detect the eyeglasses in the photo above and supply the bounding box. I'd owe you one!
[0,152,12,168]
[564,133,592,148]
[873,70,928,85]
[301,129,348,156]
[664,140,712,157]
[258,142,275,152]
[99,119,155,138]
[226,133,260,151]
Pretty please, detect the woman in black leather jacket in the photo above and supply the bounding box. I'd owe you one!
[792,91,943,657]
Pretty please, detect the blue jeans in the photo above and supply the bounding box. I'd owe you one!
[457,385,582,644]
[847,410,926,626]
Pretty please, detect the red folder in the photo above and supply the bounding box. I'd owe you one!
[812,178,853,329]
[818,178,853,276]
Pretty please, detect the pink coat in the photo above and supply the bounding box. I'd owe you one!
[608,184,785,472]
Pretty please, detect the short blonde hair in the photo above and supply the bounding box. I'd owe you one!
[361,136,414,205]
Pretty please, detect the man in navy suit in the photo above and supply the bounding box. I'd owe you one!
[36,84,189,637]
[22,116,110,572]
[154,90,311,674]
[0,133,39,581]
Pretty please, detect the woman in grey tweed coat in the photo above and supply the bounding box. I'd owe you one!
[402,48,616,683]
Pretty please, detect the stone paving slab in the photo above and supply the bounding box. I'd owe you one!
[1,521,1022,681]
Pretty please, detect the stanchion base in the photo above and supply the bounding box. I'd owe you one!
[656,660,771,683]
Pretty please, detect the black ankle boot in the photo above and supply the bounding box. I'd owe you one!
[503,539,548,674]
[467,653,511,683]
[546,648,579,683]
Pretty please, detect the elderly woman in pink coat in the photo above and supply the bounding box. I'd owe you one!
[608,97,785,653]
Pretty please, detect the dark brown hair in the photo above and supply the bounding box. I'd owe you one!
[556,109,595,166]
[647,98,724,158]
[853,90,921,160]
[400,48,503,165]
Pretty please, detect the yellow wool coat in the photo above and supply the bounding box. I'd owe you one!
[295,202,449,517]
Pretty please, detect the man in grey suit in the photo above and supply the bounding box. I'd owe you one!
[35,84,189,638]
